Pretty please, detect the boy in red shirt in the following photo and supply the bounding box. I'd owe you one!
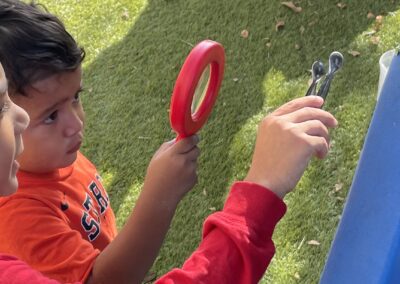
[0,1,338,283]
[0,62,69,283]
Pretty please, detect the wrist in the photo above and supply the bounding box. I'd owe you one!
[244,173,286,199]
[140,183,181,212]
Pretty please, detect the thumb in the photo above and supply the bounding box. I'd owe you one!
[172,135,200,154]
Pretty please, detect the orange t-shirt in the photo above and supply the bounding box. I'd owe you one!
[0,152,117,283]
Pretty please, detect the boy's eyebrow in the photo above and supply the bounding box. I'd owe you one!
[37,87,83,118]
[38,98,67,117]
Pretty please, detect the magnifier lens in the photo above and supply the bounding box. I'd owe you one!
[191,65,211,114]
[169,40,225,141]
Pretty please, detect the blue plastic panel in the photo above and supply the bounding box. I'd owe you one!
[320,53,400,284]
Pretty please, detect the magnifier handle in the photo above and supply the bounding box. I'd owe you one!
[175,134,186,142]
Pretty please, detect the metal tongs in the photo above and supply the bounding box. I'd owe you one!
[305,51,344,100]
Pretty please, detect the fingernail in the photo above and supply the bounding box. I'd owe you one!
[334,119,339,126]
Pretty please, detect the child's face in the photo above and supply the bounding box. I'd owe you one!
[11,67,85,173]
[0,65,30,195]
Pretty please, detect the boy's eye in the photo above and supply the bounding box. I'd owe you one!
[43,110,58,124]
[73,93,80,102]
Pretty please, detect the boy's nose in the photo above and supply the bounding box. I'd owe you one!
[64,110,84,137]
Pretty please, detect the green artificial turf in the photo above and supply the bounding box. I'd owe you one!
[38,0,400,282]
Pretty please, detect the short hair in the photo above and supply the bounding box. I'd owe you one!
[0,0,85,95]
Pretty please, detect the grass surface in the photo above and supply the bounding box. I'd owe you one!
[39,0,400,283]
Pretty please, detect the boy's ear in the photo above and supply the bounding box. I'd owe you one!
[8,88,18,97]
[8,87,26,98]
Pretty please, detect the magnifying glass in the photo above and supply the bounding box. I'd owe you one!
[170,40,225,141]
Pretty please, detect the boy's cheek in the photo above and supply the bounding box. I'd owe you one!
[77,106,86,127]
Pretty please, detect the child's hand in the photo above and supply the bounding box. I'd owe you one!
[245,96,338,198]
[90,136,200,284]
[143,135,200,205]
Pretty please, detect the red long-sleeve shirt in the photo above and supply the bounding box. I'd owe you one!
[0,182,286,284]
[156,182,286,283]
[0,254,78,284]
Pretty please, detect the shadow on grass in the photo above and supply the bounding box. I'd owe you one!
[81,0,399,281]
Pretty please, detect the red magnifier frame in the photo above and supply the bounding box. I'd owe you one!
[170,40,225,141]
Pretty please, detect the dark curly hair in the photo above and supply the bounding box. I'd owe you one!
[0,0,85,95]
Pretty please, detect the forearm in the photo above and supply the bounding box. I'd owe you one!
[156,182,286,284]
[87,186,179,284]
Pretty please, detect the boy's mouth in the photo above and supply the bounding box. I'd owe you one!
[67,141,82,154]
[15,138,24,159]
[12,160,20,171]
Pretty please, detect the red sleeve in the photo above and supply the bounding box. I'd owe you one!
[156,181,287,284]
[0,254,80,284]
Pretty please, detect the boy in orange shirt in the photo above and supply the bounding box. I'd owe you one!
[0,1,338,284]
[0,1,200,283]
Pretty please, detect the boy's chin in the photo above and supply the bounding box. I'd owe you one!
[62,152,79,168]
[18,152,80,173]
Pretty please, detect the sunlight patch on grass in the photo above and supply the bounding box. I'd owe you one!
[350,10,400,54]
[263,68,306,109]
[262,243,305,284]
[379,11,400,50]
[227,68,307,192]
[228,67,311,188]
[97,170,142,230]
[263,68,291,109]
[115,180,143,229]
[227,112,260,188]
[98,171,114,190]
[41,0,148,65]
